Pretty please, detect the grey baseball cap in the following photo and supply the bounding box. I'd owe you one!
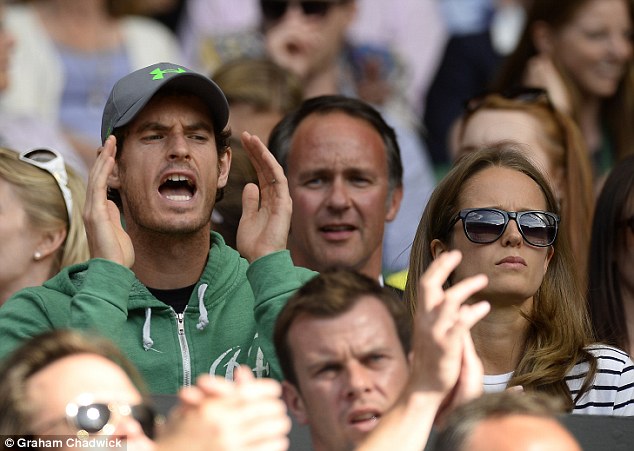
[101,62,229,144]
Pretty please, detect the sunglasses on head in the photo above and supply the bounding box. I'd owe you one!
[260,0,342,22]
[466,87,555,114]
[451,208,560,247]
[18,148,73,223]
[39,400,157,439]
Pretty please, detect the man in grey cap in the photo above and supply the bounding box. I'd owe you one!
[0,62,315,394]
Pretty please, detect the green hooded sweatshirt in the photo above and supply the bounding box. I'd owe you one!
[0,233,315,394]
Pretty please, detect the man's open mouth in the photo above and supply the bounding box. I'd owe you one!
[159,174,196,202]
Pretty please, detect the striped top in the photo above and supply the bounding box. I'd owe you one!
[482,345,634,416]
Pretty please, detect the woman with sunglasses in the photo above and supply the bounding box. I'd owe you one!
[588,154,634,355]
[405,144,634,415]
[0,147,88,304]
[453,89,595,284]
[494,0,634,179]
[0,330,292,451]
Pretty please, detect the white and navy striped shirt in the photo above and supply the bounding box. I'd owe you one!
[483,345,634,415]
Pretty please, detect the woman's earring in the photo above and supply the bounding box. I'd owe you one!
[33,251,42,261]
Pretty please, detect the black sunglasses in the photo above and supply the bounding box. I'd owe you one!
[260,0,342,22]
[466,87,555,113]
[451,208,560,247]
[41,401,156,439]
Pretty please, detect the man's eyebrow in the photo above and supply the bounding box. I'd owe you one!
[297,168,332,179]
[306,357,340,374]
[183,121,213,132]
[134,121,214,133]
[135,122,169,133]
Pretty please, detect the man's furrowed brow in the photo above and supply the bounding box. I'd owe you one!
[135,121,170,133]
[134,121,213,133]
[183,121,214,133]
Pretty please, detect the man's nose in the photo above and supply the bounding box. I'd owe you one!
[344,361,372,399]
[167,133,191,160]
[326,179,352,210]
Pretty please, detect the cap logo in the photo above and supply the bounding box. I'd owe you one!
[149,67,187,80]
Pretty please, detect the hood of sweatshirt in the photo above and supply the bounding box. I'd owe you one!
[43,232,249,313]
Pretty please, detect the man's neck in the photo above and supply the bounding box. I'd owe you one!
[288,248,383,281]
[130,229,211,289]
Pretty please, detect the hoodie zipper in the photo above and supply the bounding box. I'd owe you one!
[176,310,192,387]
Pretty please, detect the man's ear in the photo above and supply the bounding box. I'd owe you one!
[35,227,68,261]
[385,185,403,222]
[107,156,122,190]
[217,147,232,189]
[430,238,448,260]
[282,380,309,425]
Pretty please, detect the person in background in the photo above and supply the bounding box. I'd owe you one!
[268,95,403,286]
[0,0,86,178]
[0,0,12,93]
[210,57,303,248]
[494,0,634,179]
[210,137,259,250]
[0,0,182,167]
[406,144,634,415]
[212,57,303,148]
[433,391,581,451]
[453,88,595,283]
[587,154,634,355]
[180,0,446,118]
[423,0,527,168]
[0,147,88,304]
[0,330,291,451]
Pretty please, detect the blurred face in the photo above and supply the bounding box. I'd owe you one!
[27,354,153,451]
[286,111,402,278]
[228,102,283,144]
[283,296,409,451]
[0,177,44,303]
[467,415,581,451]
[548,0,633,98]
[262,0,356,80]
[434,167,554,306]
[0,3,15,92]
[111,94,230,238]
[458,110,564,199]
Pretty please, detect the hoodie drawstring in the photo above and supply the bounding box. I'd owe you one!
[196,283,209,330]
[142,307,154,351]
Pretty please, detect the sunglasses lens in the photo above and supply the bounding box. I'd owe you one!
[519,212,557,246]
[464,210,506,243]
[301,1,332,16]
[132,405,156,439]
[261,1,288,21]
[76,404,111,433]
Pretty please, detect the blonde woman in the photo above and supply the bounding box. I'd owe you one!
[0,147,88,304]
